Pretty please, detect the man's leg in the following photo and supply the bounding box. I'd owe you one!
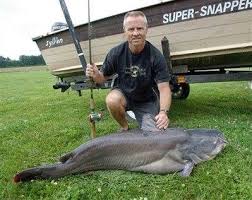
[133,100,160,131]
[106,89,129,130]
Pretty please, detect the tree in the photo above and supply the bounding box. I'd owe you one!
[0,55,45,68]
[0,56,12,67]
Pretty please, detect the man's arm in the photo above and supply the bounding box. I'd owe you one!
[158,82,172,113]
[155,82,172,129]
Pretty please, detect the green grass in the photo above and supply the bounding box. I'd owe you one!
[0,71,251,200]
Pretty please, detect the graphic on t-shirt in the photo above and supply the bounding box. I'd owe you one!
[125,65,146,78]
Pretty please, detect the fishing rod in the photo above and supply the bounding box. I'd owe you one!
[59,0,101,138]
[59,0,87,69]
[87,0,100,138]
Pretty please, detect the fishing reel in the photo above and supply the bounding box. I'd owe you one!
[88,111,102,139]
[88,111,102,123]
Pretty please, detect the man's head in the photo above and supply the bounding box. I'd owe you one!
[123,11,148,53]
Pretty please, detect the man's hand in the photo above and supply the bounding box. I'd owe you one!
[86,63,99,79]
[155,111,169,130]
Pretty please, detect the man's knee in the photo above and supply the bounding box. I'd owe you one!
[105,94,118,107]
[106,90,126,108]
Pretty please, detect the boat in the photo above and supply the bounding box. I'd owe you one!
[32,0,252,98]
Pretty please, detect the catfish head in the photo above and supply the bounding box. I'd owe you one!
[180,129,227,164]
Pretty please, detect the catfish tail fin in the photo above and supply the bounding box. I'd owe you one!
[14,167,43,183]
[13,163,69,183]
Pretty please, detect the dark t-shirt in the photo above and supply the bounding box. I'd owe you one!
[101,41,170,102]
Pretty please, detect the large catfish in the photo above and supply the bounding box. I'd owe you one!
[13,127,227,183]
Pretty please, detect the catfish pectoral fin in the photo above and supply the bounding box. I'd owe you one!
[179,162,194,177]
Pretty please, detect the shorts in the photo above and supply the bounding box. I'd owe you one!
[112,88,161,131]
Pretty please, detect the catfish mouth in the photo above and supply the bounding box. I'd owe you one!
[210,138,227,158]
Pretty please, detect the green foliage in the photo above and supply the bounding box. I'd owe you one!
[0,55,45,68]
[0,71,251,199]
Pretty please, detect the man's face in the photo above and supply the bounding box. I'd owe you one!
[124,16,147,48]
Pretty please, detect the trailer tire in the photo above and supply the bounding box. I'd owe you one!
[172,83,190,99]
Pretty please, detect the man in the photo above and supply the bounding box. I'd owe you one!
[86,11,171,131]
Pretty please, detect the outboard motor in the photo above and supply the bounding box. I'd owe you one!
[51,22,68,32]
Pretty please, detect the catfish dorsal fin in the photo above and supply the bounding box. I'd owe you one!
[59,152,74,163]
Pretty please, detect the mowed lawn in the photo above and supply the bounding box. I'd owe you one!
[0,70,251,200]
